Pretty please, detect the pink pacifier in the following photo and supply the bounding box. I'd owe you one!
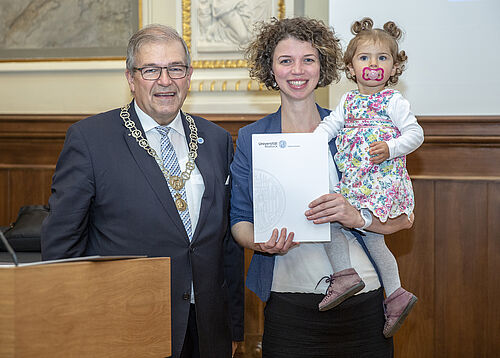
[362,67,384,81]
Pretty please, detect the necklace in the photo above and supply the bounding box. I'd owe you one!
[119,103,199,211]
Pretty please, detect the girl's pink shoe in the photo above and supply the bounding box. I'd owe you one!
[383,287,418,338]
[318,268,365,311]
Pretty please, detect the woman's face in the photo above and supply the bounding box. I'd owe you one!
[272,37,320,101]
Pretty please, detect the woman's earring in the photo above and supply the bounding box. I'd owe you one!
[270,71,279,89]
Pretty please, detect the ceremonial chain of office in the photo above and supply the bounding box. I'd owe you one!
[119,103,199,211]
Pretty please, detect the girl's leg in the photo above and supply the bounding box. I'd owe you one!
[362,232,401,296]
[324,222,352,273]
[362,231,417,337]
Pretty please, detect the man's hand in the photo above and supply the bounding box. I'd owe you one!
[232,341,238,357]
[369,141,389,164]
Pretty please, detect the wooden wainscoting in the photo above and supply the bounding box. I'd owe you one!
[1,113,499,357]
[386,116,500,358]
[0,114,78,224]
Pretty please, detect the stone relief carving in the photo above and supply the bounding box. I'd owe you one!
[196,0,269,51]
[183,0,285,69]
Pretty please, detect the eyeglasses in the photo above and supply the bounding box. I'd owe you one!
[133,65,189,80]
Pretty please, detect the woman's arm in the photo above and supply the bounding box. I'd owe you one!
[367,212,414,235]
[230,123,299,255]
[305,193,413,235]
[231,221,298,254]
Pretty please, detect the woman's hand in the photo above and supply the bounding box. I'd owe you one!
[305,193,414,235]
[231,221,298,254]
[305,193,364,227]
[255,227,298,254]
[369,141,390,164]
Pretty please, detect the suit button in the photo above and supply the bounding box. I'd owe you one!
[189,246,195,253]
[182,292,191,300]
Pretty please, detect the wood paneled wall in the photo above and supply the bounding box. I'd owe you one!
[1,113,499,357]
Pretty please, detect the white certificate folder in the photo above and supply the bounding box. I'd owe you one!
[252,133,330,243]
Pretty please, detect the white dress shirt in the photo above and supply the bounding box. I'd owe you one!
[135,103,205,304]
[134,102,205,233]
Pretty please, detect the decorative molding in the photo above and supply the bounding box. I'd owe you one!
[416,116,500,144]
[411,175,500,181]
[2,113,499,144]
[0,113,500,131]
[0,60,127,73]
[0,164,55,170]
[0,114,85,140]
[189,78,266,92]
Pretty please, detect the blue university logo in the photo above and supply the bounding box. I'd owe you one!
[279,140,287,148]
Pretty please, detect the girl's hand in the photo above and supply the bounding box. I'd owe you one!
[256,227,298,254]
[369,141,390,164]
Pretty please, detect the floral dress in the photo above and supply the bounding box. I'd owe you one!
[334,89,414,222]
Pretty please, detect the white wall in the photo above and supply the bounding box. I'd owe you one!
[329,0,500,115]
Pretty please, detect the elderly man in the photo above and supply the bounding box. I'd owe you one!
[41,24,244,358]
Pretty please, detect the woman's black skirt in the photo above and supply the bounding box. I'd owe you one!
[262,288,393,358]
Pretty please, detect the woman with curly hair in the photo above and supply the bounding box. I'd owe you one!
[230,17,413,357]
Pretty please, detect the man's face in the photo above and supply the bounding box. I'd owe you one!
[126,40,192,125]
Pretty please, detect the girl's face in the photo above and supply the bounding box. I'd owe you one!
[272,37,320,102]
[348,40,397,95]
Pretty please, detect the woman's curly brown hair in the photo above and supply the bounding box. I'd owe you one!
[344,17,408,86]
[245,17,343,90]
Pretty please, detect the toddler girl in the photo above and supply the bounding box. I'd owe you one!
[314,17,423,338]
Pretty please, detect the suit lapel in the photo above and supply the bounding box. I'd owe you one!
[122,103,187,238]
[181,112,215,242]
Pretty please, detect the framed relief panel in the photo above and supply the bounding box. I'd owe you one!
[0,0,140,61]
[182,0,286,68]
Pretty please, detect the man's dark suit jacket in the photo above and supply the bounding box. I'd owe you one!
[41,102,244,358]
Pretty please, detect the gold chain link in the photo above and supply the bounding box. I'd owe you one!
[119,103,199,204]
